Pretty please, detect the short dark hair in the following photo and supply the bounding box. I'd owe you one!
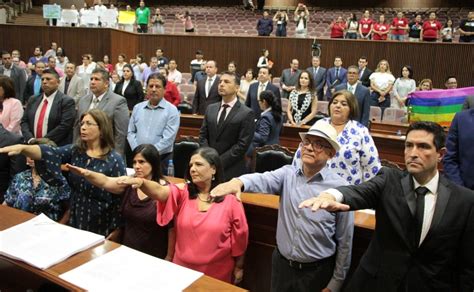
[329,90,360,121]
[400,65,414,79]
[445,75,456,82]
[359,56,368,61]
[220,71,240,86]
[184,147,225,203]
[42,68,60,80]
[35,46,43,53]
[92,68,110,82]
[0,76,16,99]
[147,72,167,88]
[48,56,56,62]
[131,144,166,183]
[406,121,446,151]
[1,50,9,57]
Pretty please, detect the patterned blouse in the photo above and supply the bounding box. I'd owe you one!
[36,145,126,236]
[4,170,71,221]
[293,118,381,185]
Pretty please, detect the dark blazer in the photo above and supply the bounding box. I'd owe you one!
[335,82,370,127]
[325,66,347,98]
[23,75,43,105]
[0,125,26,201]
[192,75,221,115]
[462,95,474,110]
[359,67,373,88]
[338,167,474,292]
[443,109,474,190]
[75,91,130,157]
[0,65,27,103]
[245,82,281,116]
[199,100,255,180]
[280,68,301,99]
[20,91,76,146]
[247,110,282,156]
[307,66,327,100]
[113,79,145,110]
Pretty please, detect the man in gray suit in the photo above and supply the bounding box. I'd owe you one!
[59,62,85,104]
[75,68,129,157]
[280,59,301,99]
[335,66,371,127]
[463,96,474,109]
[0,51,27,103]
[306,56,326,101]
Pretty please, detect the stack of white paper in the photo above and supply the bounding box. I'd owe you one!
[0,214,104,269]
[60,246,204,292]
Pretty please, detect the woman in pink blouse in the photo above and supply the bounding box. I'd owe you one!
[119,147,248,284]
[0,76,23,134]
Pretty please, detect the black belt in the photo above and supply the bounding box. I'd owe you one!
[276,248,334,270]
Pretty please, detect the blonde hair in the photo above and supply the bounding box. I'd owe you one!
[375,59,391,73]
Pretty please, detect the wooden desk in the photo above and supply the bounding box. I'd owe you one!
[0,205,246,292]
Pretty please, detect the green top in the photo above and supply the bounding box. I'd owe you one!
[135,7,150,24]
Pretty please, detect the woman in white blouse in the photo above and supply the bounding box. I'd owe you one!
[115,54,127,77]
[257,49,272,69]
[392,65,416,110]
[237,69,257,104]
[369,59,395,114]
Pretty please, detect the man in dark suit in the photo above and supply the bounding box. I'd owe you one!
[326,57,347,99]
[301,121,474,292]
[23,62,46,104]
[0,51,27,103]
[306,56,327,101]
[246,67,281,116]
[280,59,301,99]
[20,69,76,146]
[59,62,85,104]
[358,56,373,88]
[192,60,221,115]
[0,124,26,202]
[443,109,474,190]
[335,66,371,127]
[199,71,255,181]
[75,68,129,157]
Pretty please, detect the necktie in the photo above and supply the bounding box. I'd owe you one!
[348,85,354,93]
[91,97,99,109]
[36,99,48,138]
[415,186,429,245]
[359,68,364,79]
[206,78,213,97]
[313,67,316,77]
[34,76,41,96]
[335,68,340,79]
[258,83,265,99]
[64,78,71,95]
[218,104,230,127]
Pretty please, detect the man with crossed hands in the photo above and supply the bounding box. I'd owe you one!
[300,121,474,292]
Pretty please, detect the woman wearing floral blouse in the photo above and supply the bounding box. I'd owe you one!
[293,90,381,185]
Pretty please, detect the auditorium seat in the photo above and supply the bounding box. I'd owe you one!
[178,84,196,94]
[369,106,382,122]
[383,108,407,123]
[173,136,200,178]
[252,144,294,173]
[317,100,329,115]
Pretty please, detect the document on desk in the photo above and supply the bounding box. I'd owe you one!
[60,245,204,292]
[0,213,104,270]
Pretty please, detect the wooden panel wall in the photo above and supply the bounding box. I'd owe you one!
[1,25,473,88]
[302,0,474,8]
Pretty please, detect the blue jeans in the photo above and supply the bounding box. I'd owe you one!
[391,34,405,41]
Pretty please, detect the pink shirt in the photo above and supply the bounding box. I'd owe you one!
[0,98,24,134]
[157,183,248,283]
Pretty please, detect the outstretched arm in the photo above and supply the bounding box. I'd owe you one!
[66,164,127,195]
[118,177,171,202]
[299,192,350,212]
[0,144,41,160]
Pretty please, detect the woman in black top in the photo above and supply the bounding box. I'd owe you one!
[114,64,144,111]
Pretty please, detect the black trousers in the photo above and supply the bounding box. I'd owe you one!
[271,248,335,292]
[137,24,148,33]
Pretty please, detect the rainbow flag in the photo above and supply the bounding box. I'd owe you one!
[408,87,474,127]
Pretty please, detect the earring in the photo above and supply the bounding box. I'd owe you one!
[212,174,215,181]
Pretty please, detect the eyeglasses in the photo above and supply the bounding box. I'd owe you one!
[80,121,98,127]
[301,139,332,151]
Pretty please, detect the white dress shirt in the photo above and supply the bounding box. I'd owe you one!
[216,97,238,123]
[327,171,440,245]
[205,76,216,97]
[33,90,58,137]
